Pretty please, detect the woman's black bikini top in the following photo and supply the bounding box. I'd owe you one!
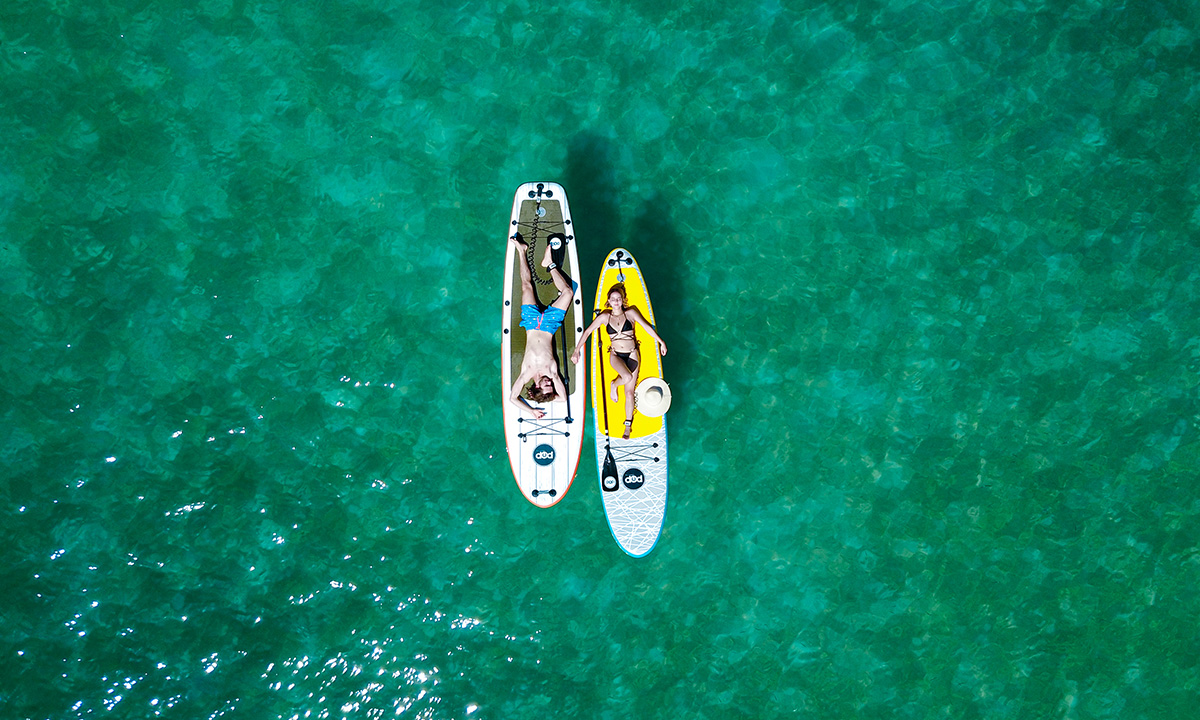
[606,315,634,340]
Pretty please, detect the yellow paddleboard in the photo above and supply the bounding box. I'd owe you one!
[589,248,668,555]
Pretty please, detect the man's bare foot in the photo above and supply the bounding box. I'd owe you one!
[510,232,528,252]
[540,242,554,268]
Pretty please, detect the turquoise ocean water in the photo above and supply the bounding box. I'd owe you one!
[3,0,1199,717]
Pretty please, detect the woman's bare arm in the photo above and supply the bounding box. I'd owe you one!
[628,308,667,355]
[570,311,611,364]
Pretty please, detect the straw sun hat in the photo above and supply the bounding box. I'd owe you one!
[634,378,672,417]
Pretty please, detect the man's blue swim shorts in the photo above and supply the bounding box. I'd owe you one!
[520,304,566,335]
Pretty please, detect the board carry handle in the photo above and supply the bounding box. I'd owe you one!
[607,250,630,283]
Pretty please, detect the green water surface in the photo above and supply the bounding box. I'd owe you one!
[3,0,1199,718]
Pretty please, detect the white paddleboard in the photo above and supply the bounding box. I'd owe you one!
[501,182,586,507]
[589,248,668,555]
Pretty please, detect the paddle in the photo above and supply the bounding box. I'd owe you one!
[595,310,619,492]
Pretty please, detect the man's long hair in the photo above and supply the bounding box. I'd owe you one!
[526,380,557,404]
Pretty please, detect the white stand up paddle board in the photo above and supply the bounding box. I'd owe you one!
[500,182,586,507]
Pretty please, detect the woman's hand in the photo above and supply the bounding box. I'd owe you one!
[657,339,668,356]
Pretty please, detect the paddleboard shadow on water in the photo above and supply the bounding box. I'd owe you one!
[566,133,695,413]
[565,132,622,311]
[627,194,694,426]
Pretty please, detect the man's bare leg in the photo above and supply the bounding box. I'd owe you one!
[511,234,538,306]
[542,242,575,311]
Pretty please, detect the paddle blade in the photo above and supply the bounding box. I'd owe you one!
[601,448,619,492]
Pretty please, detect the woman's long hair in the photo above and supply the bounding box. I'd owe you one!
[604,283,638,315]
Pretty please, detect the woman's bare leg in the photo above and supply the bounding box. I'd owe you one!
[623,373,638,423]
[607,351,638,438]
[609,352,633,403]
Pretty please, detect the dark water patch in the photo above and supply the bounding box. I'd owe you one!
[564,131,623,307]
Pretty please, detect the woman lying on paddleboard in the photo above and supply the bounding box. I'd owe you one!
[509,233,573,419]
[571,283,667,438]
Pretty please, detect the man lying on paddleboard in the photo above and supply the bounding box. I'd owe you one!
[508,233,573,419]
